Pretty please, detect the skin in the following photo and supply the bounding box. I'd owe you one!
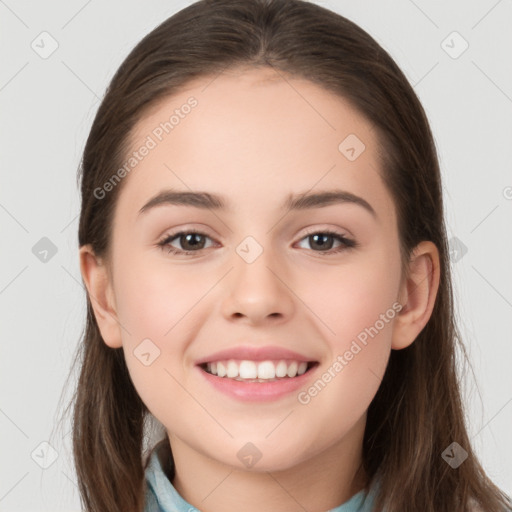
[80,66,440,512]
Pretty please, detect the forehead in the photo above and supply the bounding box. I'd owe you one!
[117,66,393,222]
[132,65,376,153]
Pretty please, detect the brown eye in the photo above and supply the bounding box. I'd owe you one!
[158,231,215,255]
[176,233,207,251]
[307,233,335,251]
[296,230,356,255]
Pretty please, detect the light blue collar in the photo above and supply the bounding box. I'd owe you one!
[144,440,378,512]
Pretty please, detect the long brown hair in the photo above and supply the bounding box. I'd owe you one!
[61,0,512,510]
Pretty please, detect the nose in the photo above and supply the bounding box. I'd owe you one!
[221,244,295,326]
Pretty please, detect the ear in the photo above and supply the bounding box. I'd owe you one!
[79,244,123,349]
[392,241,440,350]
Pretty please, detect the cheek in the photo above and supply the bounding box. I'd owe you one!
[110,256,197,398]
[293,272,398,449]
[304,252,400,349]
[294,253,400,414]
[114,255,204,344]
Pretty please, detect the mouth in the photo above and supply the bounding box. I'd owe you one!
[199,359,319,382]
[195,345,320,401]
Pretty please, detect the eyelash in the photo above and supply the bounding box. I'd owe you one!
[157,228,358,256]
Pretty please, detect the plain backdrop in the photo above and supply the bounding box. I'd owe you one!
[1,0,511,510]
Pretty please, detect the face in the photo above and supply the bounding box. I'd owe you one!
[97,66,405,472]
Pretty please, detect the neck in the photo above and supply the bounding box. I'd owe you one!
[169,414,368,512]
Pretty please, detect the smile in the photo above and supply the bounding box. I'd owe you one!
[197,358,319,401]
[201,359,315,381]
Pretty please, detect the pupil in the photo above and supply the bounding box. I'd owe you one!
[182,233,204,250]
[311,234,333,251]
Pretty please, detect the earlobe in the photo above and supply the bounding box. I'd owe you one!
[79,245,123,349]
[391,241,440,350]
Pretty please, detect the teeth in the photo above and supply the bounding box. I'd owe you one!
[286,361,298,377]
[257,361,275,379]
[226,360,238,378]
[204,359,311,380]
[239,360,257,379]
[275,361,288,377]
[217,362,227,377]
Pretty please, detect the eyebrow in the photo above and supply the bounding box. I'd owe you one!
[138,188,377,218]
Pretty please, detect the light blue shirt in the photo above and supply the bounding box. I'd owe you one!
[144,440,378,512]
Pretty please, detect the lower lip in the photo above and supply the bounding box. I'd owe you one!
[197,364,317,402]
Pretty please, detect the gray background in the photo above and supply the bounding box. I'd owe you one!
[1,0,511,510]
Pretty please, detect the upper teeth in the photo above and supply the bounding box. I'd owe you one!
[206,360,308,380]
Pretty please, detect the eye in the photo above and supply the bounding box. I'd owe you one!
[295,229,357,255]
[157,228,357,256]
[157,230,216,255]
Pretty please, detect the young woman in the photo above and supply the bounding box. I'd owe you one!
[68,1,512,510]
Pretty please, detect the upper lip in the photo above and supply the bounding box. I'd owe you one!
[195,345,316,365]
